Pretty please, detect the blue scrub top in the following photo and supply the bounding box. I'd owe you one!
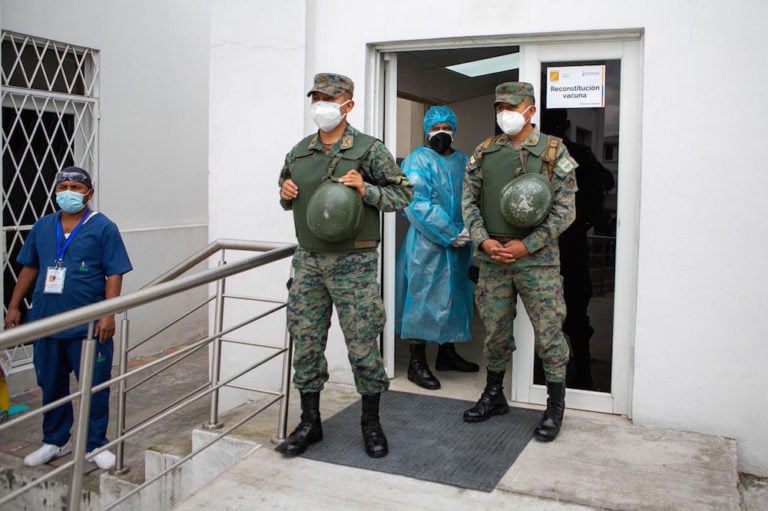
[17,211,133,339]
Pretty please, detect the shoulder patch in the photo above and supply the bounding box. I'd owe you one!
[557,154,577,173]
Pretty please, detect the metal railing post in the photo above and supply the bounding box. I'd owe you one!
[114,313,130,474]
[275,330,294,443]
[204,254,226,430]
[275,268,295,444]
[68,323,97,511]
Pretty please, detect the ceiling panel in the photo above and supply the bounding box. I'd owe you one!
[397,46,520,104]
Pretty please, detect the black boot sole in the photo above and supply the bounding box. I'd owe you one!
[463,404,509,423]
[407,373,441,390]
[365,446,388,458]
[533,429,559,442]
[274,431,323,457]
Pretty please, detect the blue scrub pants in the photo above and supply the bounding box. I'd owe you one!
[33,336,113,452]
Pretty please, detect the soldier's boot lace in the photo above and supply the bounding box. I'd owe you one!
[361,393,388,458]
[435,342,480,372]
[534,381,566,442]
[463,370,509,422]
[275,391,322,456]
[407,342,441,390]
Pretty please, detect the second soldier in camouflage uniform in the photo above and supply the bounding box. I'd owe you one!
[276,73,412,458]
[462,82,577,441]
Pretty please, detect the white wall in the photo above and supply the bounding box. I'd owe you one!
[209,0,307,410]
[2,0,211,355]
[209,0,768,475]
[395,98,425,160]
[449,93,496,156]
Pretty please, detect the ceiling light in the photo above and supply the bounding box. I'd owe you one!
[446,53,520,78]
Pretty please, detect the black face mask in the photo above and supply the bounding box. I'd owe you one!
[428,132,453,154]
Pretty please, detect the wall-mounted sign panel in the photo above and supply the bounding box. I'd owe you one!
[546,65,605,108]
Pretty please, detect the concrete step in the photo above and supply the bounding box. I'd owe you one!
[0,400,268,510]
[100,408,263,510]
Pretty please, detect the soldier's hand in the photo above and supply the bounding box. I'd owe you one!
[339,169,366,197]
[280,179,299,201]
[480,239,516,264]
[504,239,529,259]
[4,308,21,329]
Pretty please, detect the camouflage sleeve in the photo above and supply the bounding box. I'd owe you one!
[522,143,578,253]
[278,148,294,211]
[461,140,491,246]
[360,140,413,212]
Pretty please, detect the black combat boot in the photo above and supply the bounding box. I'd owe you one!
[275,392,322,456]
[463,370,510,422]
[534,381,566,442]
[435,342,480,372]
[407,342,441,390]
[361,393,388,458]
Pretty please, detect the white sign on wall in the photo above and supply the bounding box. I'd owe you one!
[546,65,605,108]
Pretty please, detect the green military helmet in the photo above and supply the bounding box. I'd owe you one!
[306,178,365,242]
[499,173,554,228]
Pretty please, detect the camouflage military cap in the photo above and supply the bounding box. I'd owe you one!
[306,73,354,98]
[494,82,535,105]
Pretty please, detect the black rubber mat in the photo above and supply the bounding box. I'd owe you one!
[300,390,541,492]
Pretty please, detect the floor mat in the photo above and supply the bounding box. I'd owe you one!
[300,390,541,492]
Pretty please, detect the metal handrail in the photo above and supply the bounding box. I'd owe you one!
[145,238,288,286]
[0,239,296,510]
[0,240,294,349]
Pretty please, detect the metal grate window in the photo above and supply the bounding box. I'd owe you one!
[1,31,100,372]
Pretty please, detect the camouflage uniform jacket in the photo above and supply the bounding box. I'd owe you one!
[279,123,413,213]
[462,128,577,267]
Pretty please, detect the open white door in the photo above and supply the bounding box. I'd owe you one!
[512,39,641,416]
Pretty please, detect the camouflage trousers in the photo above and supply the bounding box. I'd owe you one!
[287,248,389,395]
[474,260,569,383]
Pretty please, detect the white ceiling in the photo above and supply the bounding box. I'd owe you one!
[396,46,520,104]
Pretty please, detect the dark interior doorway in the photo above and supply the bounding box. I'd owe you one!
[391,48,617,398]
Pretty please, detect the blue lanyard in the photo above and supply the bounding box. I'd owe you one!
[55,208,90,266]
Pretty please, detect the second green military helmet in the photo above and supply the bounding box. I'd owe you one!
[306,178,365,242]
[499,173,554,228]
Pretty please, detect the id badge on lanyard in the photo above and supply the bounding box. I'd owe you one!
[44,209,90,295]
[44,265,67,294]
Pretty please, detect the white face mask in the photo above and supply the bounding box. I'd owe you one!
[310,100,350,132]
[496,105,533,136]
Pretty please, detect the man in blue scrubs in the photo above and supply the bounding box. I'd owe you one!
[4,166,132,470]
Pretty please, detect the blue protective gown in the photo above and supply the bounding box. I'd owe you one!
[395,146,473,343]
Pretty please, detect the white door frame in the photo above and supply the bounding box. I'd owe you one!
[513,39,642,416]
[367,31,642,417]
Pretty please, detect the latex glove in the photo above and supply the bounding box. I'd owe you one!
[451,228,471,247]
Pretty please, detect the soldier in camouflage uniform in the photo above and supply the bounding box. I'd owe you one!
[276,73,413,458]
[461,82,577,442]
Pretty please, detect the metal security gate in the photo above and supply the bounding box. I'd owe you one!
[0,31,100,372]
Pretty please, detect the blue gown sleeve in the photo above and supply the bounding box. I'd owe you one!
[401,150,462,247]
